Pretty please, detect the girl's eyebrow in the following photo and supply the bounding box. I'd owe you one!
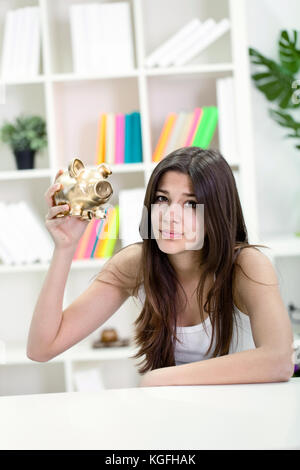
[156,188,196,197]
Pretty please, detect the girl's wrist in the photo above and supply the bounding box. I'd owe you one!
[53,244,77,257]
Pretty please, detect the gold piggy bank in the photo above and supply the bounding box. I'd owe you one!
[53,158,113,221]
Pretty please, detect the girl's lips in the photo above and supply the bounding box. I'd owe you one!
[159,230,183,239]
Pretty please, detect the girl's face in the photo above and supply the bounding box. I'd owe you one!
[151,171,205,253]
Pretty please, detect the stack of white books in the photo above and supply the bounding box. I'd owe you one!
[1,7,41,80]
[0,201,54,265]
[70,2,134,74]
[216,76,239,166]
[145,17,230,68]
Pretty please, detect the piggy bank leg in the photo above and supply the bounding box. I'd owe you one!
[94,208,107,219]
[69,204,83,217]
[80,209,92,220]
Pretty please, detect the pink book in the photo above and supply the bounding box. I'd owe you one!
[184,107,203,146]
[120,114,125,163]
[116,114,125,163]
[83,219,100,259]
[115,114,125,164]
[72,219,95,260]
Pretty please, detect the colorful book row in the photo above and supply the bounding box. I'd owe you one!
[73,205,119,261]
[95,111,143,166]
[152,106,218,162]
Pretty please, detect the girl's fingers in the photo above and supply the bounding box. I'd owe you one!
[54,168,63,183]
[44,182,62,208]
[46,204,69,220]
[45,169,64,208]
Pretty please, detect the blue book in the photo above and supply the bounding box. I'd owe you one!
[131,112,143,163]
[124,113,133,163]
[90,208,108,258]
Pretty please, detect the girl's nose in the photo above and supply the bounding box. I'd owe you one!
[162,203,183,224]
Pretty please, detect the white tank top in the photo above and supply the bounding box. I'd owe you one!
[136,275,256,366]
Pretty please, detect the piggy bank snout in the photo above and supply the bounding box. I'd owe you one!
[95,180,113,200]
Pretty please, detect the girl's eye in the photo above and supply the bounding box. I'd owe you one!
[154,196,196,209]
[185,201,197,209]
[154,195,167,203]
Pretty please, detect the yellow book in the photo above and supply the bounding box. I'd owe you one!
[95,114,106,164]
[99,206,119,258]
[152,113,177,162]
[176,112,194,148]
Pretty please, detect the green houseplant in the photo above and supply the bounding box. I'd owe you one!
[249,30,300,238]
[0,114,47,170]
[249,30,300,150]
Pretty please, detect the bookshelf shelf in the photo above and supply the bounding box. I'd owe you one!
[0,0,298,395]
[86,162,145,174]
[0,63,235,92]
[144,62,235,77]
[50,70,140,83]
[4,341,139,365]
[0,257,108,274]
[0,168,52,180]
[0,75,46,85]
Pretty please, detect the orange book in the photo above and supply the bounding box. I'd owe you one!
[152,113,177,162]
[95,114,106,164]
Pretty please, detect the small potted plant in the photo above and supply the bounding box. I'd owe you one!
[0,114,47,170]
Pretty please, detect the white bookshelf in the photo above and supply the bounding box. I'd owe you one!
[0,0,298,396]
[1,341,141,393]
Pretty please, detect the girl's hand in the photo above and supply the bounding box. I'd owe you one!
[44,169,90,250]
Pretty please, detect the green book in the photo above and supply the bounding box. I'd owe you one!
[192,106,218,149]
[102,205,119,258]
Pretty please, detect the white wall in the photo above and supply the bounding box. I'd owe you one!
[246,0,300,239]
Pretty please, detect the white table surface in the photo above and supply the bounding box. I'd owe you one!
[0,378,299,450]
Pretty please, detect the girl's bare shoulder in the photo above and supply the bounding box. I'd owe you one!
[97,242,143,295]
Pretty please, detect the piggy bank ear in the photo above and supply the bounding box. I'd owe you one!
[68,158,85,178]
[97,163,112,178]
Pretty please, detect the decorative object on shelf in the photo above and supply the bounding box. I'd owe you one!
[0,114,47,170]
[53,158,113,221]
[152,106,218,162]
[92,328,130,348]
[145,17,230,68]
[249,30,300,151]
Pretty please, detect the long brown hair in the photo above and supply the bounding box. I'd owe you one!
[92,147,271,375]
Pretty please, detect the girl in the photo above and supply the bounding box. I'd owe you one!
[27,147,294,386]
